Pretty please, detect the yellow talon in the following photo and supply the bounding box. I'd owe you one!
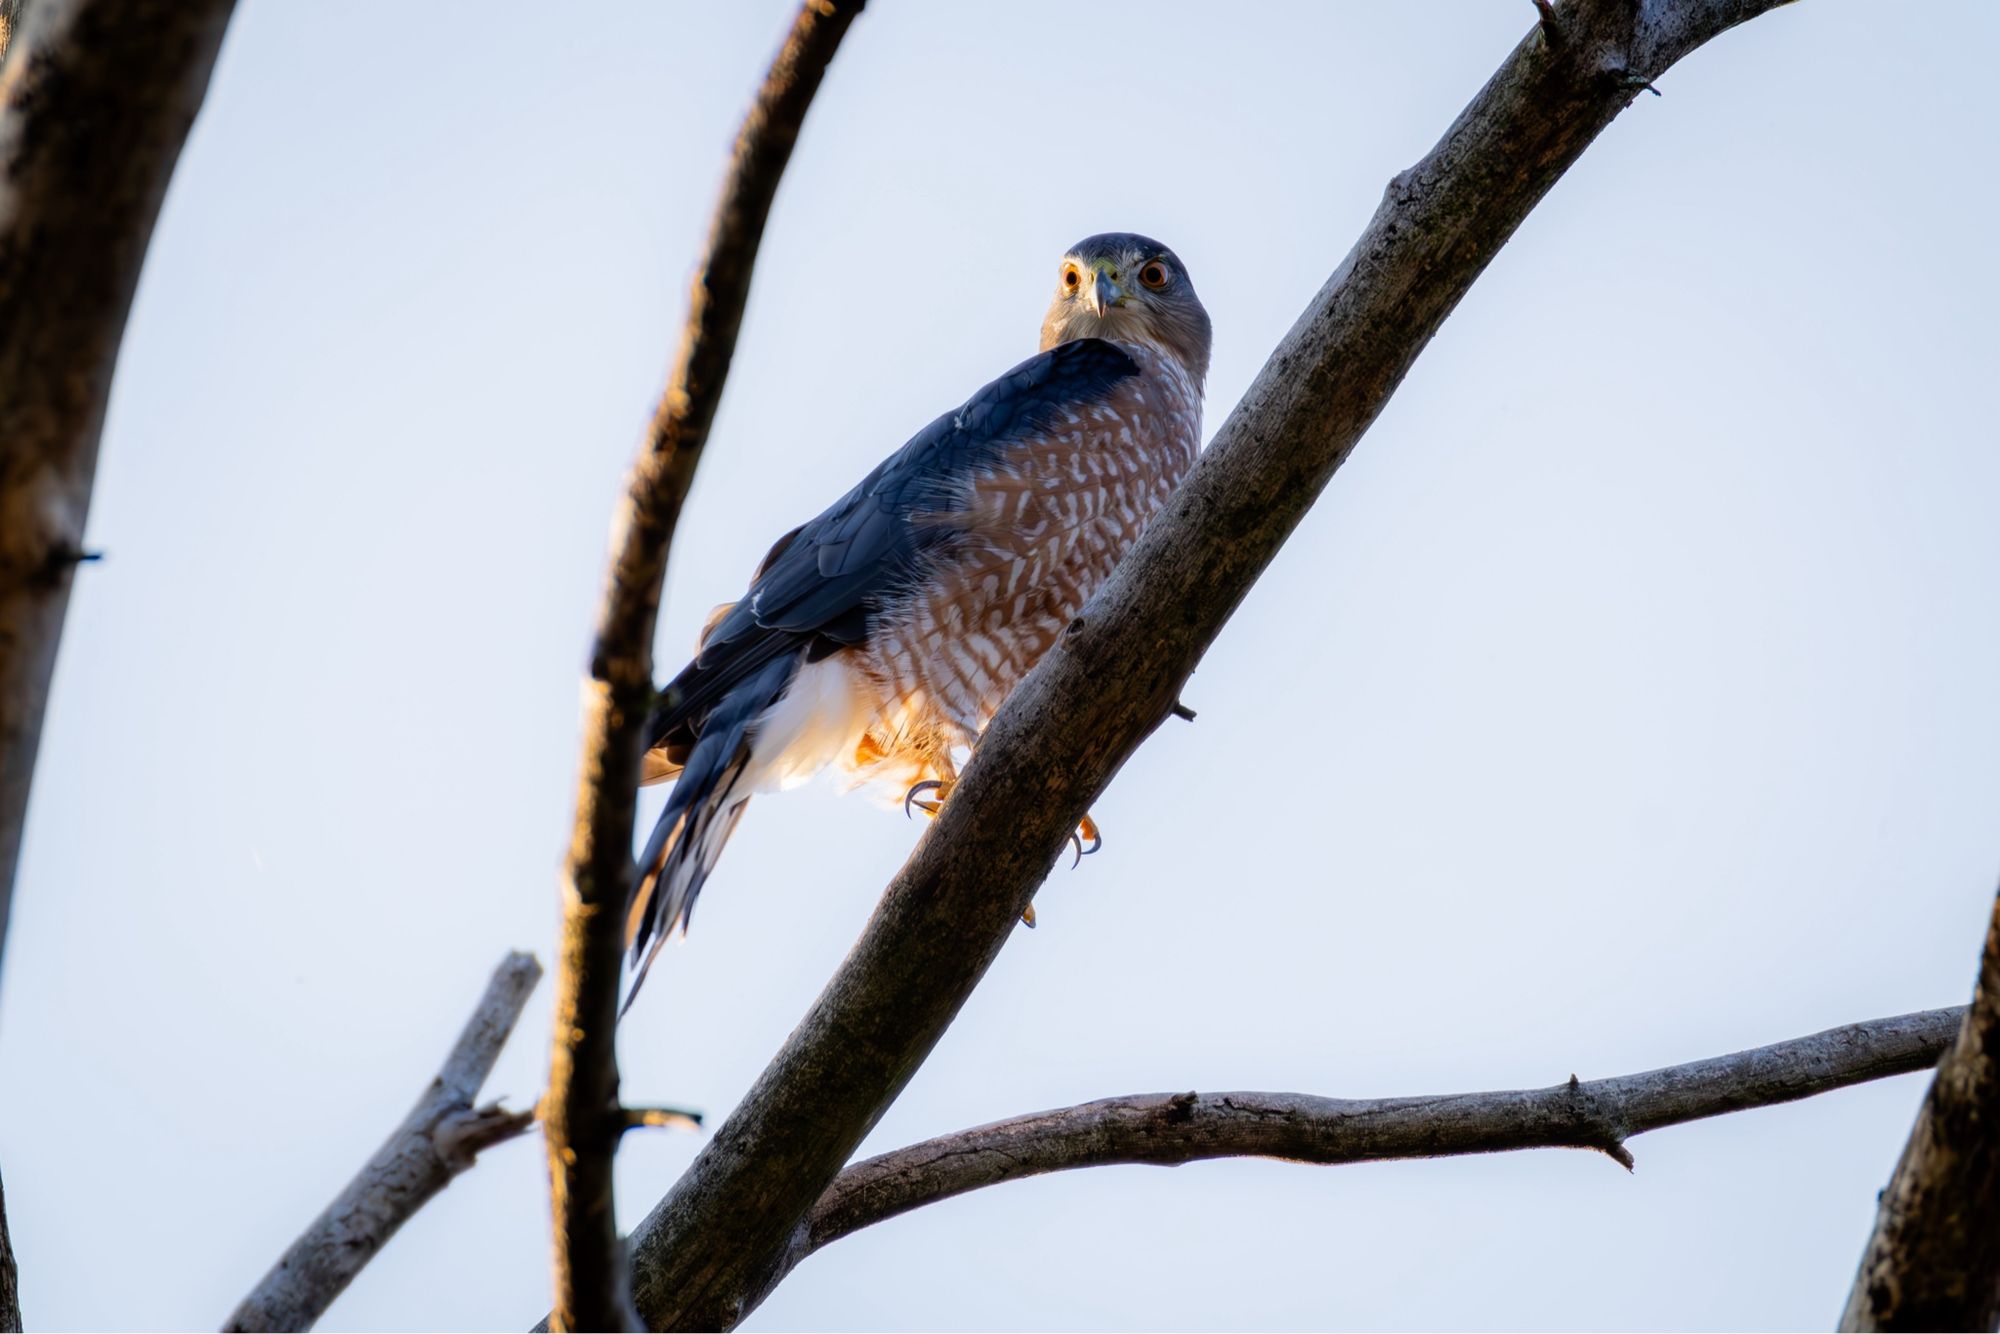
[1021,902,1037,928]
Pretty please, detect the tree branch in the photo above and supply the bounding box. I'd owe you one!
[0,1163,18,1334]
[620,1,1803,1326]
[1842,886,2000,1331]
[0,18,19,1330]
[796,1008,1961,1268]
[224,952,543,1334]
[0,0,236,985]
[543,2,862,1330]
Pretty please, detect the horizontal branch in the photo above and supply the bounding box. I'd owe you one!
[224,952,543,1333]
[796,1007,1963,1263]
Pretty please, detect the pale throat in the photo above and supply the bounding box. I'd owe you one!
[1040,304,1192,379]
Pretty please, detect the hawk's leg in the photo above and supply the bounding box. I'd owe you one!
[900,779,1100,926]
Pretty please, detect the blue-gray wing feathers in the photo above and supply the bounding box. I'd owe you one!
[647,337,1140,757]
[622,338,1140,1009]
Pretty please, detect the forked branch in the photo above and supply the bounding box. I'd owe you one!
[225,953,543,1333]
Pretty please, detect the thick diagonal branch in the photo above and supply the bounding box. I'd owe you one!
[797,1008,1960,1266]
[0,1163,17,1334]
[1842,887,2000,1331]
[224,952,542,1333]
[0,0,236,986]
[621,2,1801,1327]
[544,3,862,1330]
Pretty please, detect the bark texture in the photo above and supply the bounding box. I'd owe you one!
[1842,888,2000,1331]
[543,3,862,1330]
[1,14,25,1327]
[0,1164,18,1334]
[0,0,235,980]
[621,2,1801,1327]
[802,1008,1961,1267]
[224,953,542,1333]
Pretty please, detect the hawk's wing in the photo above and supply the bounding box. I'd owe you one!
[647,336,1140,758]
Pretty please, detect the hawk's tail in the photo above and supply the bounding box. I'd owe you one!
[622,652,800,1014]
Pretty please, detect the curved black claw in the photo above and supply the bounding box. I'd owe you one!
[1067,832,1083,869]
[904,779,944,819]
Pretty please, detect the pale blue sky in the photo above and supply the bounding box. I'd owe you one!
[4,1,1999,1329]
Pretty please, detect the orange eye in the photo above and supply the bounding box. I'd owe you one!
[1138,261,1170,289]
[1061,264,1082,291]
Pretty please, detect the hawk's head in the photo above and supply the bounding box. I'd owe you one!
[1040,232,1211,387]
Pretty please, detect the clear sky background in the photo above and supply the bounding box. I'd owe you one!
[4,1,1998,1329]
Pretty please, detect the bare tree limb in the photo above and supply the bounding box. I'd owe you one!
[0,0,236,984]
[620,1,1804,1326]
[224,952,543,1334]
[0,1163,18,1334]
[795,1008,1961,1269]
[1842,887,2000,1331]
[543,2,862,1330]
[2,16,34,1329]
[0,12,22,1325]
[0,0,21,64]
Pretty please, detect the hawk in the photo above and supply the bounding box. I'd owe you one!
[624,232,1211,1005]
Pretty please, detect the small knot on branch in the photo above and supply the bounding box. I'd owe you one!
[35,543,103,587]
[433,1102,537,1170]
[1165,1091,1199,1124]
[1561,1074,1634,1170]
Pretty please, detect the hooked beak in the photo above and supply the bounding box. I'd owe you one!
[1089,271,1123,317]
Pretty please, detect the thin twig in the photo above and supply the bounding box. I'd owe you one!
[0,0,21,64]
[543,3,863,1331]
[224,953,543,1333]
[622,1107,704,1135]
[619,2,1802,1326]
[1842,886,2000,1330]
[800,1008,1963,1263]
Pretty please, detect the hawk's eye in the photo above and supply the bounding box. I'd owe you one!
[1061,264,1082,291]
[1138,261,1170,289]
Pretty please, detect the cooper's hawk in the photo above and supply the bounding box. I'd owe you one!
[624,232,1210,1006]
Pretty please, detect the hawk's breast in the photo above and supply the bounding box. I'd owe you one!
[863,342,1202,739]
